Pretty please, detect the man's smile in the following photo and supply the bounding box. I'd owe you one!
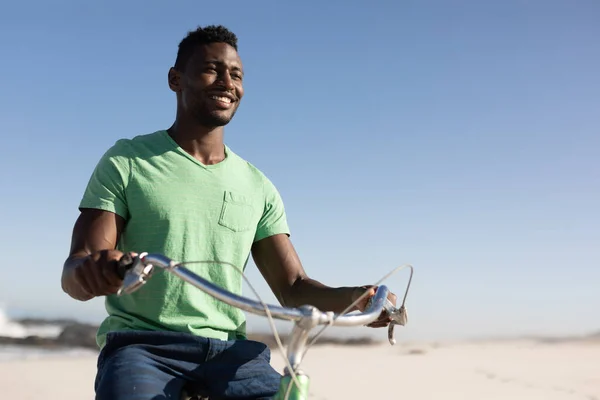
[207,92,236,109]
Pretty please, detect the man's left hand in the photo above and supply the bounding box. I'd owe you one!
[352,285,397,328]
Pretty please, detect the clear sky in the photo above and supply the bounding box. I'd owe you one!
[0,1,598,341]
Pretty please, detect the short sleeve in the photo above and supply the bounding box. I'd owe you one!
[254,178,290,242]
[79,139,132,219]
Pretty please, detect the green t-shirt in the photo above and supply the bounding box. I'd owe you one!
[79,130,290,348]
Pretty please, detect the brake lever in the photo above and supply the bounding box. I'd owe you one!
[117,252,154,296]
[365,296,408,345]
[383,299,408,345]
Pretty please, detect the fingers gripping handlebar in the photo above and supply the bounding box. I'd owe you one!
[116,253,134,279]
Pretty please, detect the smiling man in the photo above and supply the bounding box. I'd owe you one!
[61,25,396,399]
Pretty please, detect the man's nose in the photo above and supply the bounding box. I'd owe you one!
[218,71,235,90]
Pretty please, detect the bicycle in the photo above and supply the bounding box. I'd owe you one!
[116,252,413,400]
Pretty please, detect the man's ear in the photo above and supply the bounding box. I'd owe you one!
[168,67,181,92]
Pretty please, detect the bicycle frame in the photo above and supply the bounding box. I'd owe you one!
[117,252,411,400]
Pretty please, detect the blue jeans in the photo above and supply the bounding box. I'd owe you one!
[94,330,281,399]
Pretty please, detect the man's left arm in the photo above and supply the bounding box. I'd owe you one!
[252,177,395,327]
[251,233,395,328]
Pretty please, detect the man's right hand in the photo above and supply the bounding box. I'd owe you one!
[62,209,128,301]
[63,250,127,301]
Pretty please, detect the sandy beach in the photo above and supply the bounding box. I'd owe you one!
[0,339,597,399]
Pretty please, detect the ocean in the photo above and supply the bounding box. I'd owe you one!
[0,307,97,362]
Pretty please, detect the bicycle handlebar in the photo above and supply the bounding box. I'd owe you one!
[116,252,409,347]
[118,252,397,327]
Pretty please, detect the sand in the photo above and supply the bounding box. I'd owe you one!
[0,340,598,399]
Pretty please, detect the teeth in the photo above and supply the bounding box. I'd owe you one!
[211,96,231,104]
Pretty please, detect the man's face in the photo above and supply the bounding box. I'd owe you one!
[170,42,244,127]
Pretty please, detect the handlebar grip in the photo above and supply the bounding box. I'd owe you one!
[117,253,135,279]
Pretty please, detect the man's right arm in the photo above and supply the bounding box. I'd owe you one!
[61,208,127,301]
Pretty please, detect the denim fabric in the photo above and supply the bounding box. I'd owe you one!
[94,330,281,400]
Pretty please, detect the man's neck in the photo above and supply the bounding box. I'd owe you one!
[167,120,226,165]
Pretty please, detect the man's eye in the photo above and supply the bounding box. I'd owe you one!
[232,74,243,80]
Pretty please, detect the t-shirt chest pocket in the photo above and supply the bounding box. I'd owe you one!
[218,191,256,232]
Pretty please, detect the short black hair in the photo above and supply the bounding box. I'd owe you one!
[174,25,238,71]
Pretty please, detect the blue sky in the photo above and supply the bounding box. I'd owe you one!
[0,1,598,341]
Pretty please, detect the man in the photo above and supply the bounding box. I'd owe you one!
[61,25,396,399]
